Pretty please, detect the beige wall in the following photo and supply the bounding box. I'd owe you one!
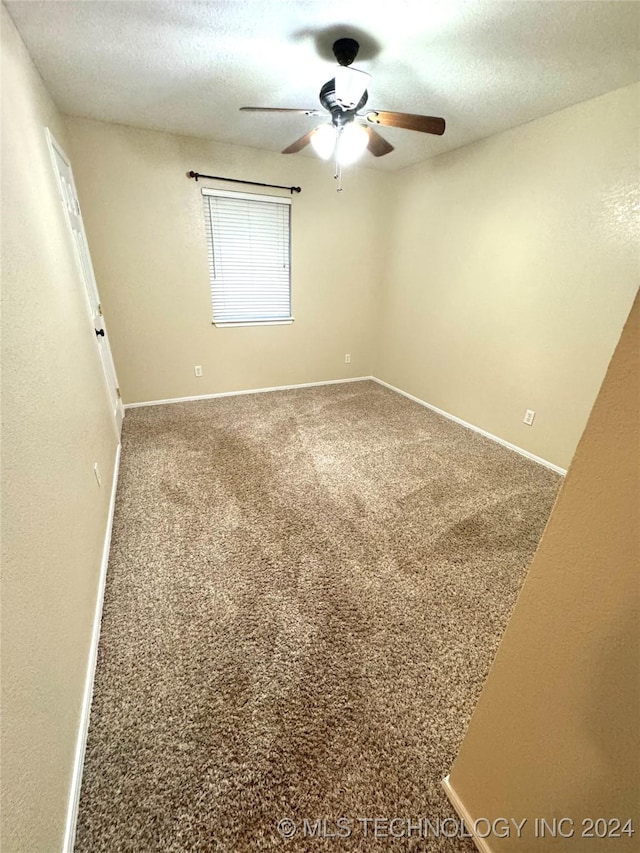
[0,7,120,853]
[64,117,389,404]
[447,293,639,852]
[374,84,640,470]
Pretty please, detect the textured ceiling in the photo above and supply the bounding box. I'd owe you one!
[5,0,640,171]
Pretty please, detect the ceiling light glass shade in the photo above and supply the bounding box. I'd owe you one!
[334,66,371,110]
[310,124,337,159]
[337,123,369,165]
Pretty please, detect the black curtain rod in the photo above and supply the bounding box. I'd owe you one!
[187,171,301,194]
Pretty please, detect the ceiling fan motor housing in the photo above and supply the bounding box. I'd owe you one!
[319,79,368,126]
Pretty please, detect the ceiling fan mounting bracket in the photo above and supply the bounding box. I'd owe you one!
[332,38,360,67]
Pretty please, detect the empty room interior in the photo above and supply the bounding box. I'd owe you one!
[1,1,639,852]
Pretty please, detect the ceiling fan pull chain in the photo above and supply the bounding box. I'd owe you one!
[334,129,343,191]
[334,160,343,192]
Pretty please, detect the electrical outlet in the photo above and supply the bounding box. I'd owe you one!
[93,462,102,487]
[194,365,203,377]
[344,353,351,364]
[523,409,536,426]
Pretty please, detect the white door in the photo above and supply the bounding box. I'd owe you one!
[46,129,124,434]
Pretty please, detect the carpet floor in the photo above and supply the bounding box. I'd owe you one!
[75,380,560,852]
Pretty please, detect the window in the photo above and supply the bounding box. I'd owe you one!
[202,188,292,327]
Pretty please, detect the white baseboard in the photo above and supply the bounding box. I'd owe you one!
[442,775,495,853]
[62,443,121,853]
[123,376,374,409]
[124,374,565,475]
[371,378,566,475]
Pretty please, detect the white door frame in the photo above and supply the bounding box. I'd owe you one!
[45,128,124,434]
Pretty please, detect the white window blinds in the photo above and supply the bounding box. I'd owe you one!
[202,188,292,327]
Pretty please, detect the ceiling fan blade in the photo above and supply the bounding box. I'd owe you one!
[240,107,323,116]
[366,111,446,135]
[365,127,394,157]
[282,129,318,155]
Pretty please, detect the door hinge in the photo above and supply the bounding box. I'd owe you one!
[98,303,103,316]
[116,387,121,399]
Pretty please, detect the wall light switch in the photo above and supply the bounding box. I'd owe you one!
[194,365,203,377]
[344,353,351,364]
[524,409,536,426]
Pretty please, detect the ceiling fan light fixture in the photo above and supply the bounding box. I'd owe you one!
[310,124,337,160]
[337,122,369,166]
[334,66,371,110]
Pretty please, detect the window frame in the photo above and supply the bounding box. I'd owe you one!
[201,187,293,328]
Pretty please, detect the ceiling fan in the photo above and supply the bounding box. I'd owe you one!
[240,38,446,165]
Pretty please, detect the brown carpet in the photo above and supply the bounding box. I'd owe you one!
[75,380,560,852]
